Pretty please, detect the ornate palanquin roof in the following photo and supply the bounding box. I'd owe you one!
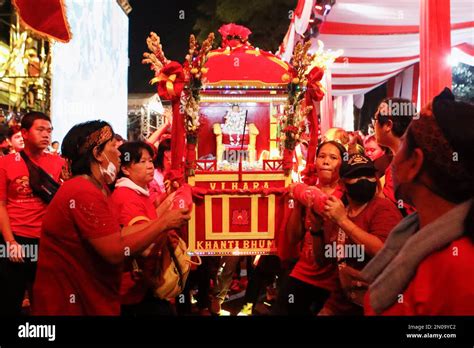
[202,45,291,89]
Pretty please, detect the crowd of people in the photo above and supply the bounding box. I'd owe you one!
[0,88,473,316]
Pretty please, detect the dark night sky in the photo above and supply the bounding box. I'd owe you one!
[128,0,199,93]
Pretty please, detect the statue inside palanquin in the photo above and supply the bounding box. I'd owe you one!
[222,104,247,146]
[213,104,259,167]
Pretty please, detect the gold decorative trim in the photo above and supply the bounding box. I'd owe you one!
[192,174,240,182]
[189,205,196,250]
[241,173,287,181]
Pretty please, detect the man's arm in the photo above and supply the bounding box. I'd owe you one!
[147,123,170,147]
[336,218,384,257]
[0,201,23,262]
[0,201,13,242]
[88,208,190,265]
[147,110,172,146]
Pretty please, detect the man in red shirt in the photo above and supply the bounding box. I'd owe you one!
[0,112,64,316]
[363,88,474,315]
[372,98,415,216]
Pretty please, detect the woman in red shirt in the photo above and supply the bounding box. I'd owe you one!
[111,141,178,315]
[284,141,346,315]
[362,88,474,315]
[322,153,402,314]
[32,121,190,315]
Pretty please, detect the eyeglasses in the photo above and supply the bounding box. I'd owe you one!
[371,115,380,127]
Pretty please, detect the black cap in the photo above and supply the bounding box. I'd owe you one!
[340,153,376,179]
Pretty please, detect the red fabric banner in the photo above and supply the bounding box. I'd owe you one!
[420,0,452,106]
[13,0,71,43]
[303,66,324,171]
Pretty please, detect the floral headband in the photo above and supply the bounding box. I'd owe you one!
[79,126,113,155]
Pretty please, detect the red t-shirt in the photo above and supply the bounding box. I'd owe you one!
[111,186,158,305]
[0,152,64,238]
[32,176,122,315]
[290,184,345,291]
[323,196,402,314]
[329,196,403,270]
[365,236,474,316]
[290,230,340,291]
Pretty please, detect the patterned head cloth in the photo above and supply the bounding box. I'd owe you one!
[408,88,474,182]
[79,125,113,155]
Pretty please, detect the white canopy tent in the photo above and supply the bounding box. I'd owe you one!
[278,0,474,130]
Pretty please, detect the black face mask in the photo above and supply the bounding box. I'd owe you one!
[345,179,377,203]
